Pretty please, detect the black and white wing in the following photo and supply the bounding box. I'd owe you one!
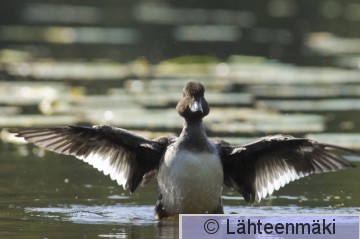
[218,135,357,203]
[6,125,173,192]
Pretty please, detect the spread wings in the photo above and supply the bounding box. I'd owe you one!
[6,125,173,192]
[218,135,357,203]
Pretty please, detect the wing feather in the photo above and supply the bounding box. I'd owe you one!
[6,126,171,192]
[219,135,357,203]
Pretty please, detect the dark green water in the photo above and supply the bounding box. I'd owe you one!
[0,144,359,239]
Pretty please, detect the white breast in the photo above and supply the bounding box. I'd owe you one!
[157,147,223,215]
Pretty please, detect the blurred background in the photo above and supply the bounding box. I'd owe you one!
[1,1,360,238]
[1,0,360,64]
[0,0,360,142]
[2,0,360,61]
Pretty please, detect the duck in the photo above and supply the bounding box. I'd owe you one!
[6,81,358,219]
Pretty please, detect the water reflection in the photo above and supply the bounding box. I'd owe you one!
[26,205,156,224]
[25,205,180,238]
[0,150,358,238]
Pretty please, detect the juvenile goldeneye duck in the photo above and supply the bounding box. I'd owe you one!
[5,81,358,219]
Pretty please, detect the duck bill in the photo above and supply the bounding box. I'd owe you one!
[190,99,203,113]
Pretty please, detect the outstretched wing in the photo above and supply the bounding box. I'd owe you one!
[6,125,173,192]
[218,135,357,203]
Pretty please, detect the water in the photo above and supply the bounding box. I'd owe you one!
[0,145,359,239]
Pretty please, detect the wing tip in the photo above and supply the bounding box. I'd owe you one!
[321,143,360,156]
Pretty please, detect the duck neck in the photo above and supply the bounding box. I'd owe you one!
[181,118,206,136]
[179,118,211,152]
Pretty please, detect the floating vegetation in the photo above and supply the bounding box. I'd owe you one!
[306,133,360,149]
[307,33,360,55]
[258,99,360,111]
[0,51,359,148]
[246,84,360,98]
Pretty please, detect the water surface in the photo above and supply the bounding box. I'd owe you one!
[0,147,359,238]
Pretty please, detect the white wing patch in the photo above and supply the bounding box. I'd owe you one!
[77,149,130,190]
[254,161,309,202]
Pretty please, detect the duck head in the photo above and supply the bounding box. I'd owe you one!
[176,82,210,121]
